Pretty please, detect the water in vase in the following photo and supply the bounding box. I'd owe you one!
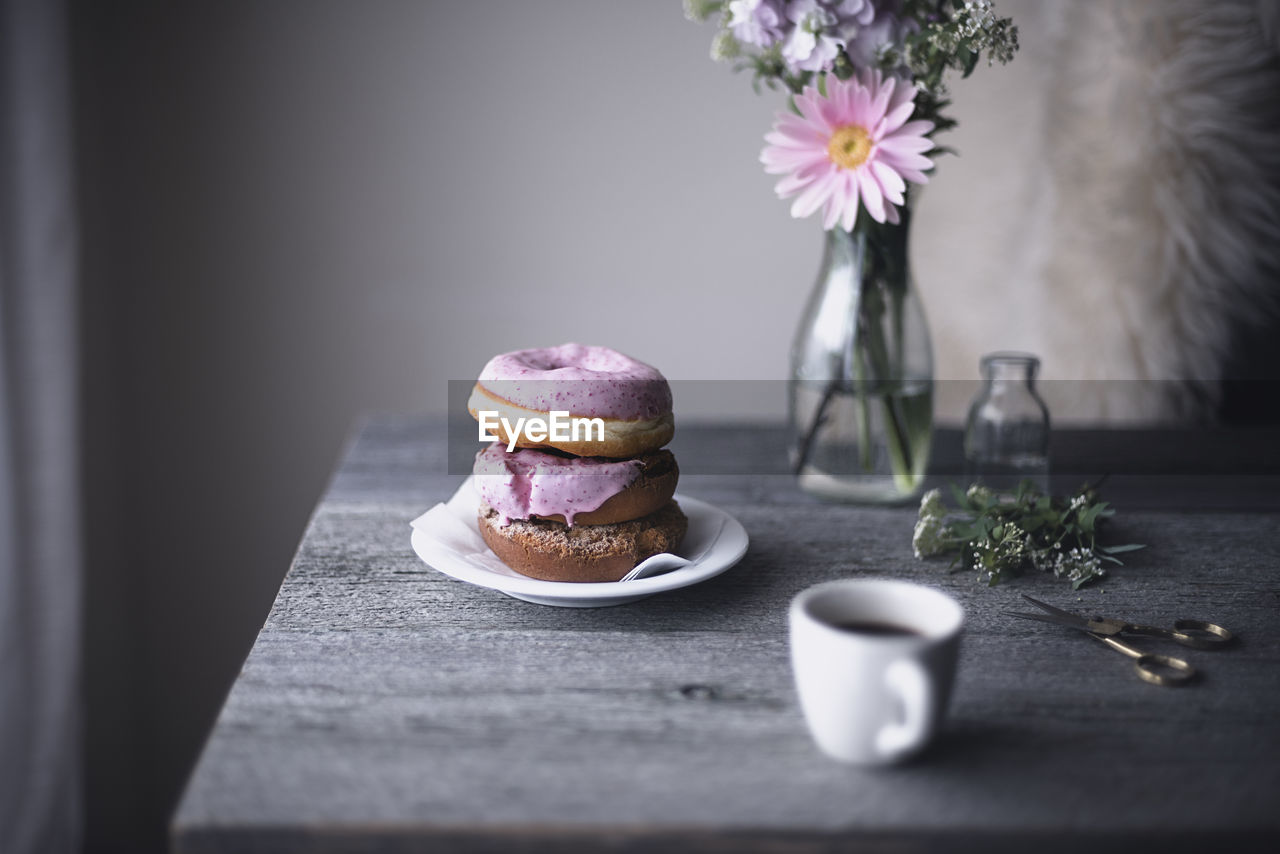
[791,378,933,504]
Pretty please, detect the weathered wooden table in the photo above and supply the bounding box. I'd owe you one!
[173,416,1280,853]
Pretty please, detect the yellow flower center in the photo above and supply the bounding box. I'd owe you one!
[827,124,873,170]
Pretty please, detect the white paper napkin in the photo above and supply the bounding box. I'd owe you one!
[410,478,523,578]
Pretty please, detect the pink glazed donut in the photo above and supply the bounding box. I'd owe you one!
[468,343,674,458]
[472,445,679,527]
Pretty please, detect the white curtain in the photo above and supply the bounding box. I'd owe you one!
[0,0,82,851]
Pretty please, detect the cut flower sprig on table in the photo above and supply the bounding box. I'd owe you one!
[913,482,1147,590]
[688,1,1018,502]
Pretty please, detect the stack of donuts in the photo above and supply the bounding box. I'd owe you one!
[467,343,686,582]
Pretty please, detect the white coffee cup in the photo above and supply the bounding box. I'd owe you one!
[789,579,964,765]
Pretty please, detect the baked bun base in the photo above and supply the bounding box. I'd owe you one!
[478,500,688,583]
[468,383,674,458]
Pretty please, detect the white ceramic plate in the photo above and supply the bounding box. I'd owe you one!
[410,490,749,608]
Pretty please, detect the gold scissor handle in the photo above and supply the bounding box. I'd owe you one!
[1126,620,1235,650]
[1172,619,1235,649]
[1091,634,1196,686]
[1132,653,1196,686]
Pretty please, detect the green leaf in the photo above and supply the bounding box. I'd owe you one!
[1076,504,1102,533]
[1100,543,1145,555]
[1020,516,1046,533]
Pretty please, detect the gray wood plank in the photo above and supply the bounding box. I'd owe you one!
[173,416,1280,853]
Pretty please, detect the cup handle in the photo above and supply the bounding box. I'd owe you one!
[875,658,932,761]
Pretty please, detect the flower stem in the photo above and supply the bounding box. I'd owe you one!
[792,377,838,475]
[858,306,915,485]
[853,342,872,471]
[855,219,918,492]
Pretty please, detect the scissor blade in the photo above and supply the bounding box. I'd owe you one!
[1019,595,1092,628]
[1007,605,1127,637]
[1003,610,1096,632]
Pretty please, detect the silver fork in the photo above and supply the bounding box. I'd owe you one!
[619,516,726,582]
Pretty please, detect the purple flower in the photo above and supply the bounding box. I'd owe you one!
[842,1,915,68]
[727,0,785,48]
[782,0,897,76]
[781,0,841,72]
[831,0,876,28]
[726,0,911,76]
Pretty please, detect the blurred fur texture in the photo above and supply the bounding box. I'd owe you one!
[1036,0,1280,420]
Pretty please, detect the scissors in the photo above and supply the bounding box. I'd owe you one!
[1003,595,1235,686]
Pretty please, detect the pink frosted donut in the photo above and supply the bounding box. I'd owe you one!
[472,445,678,527]
[468,343,674,458]
[478,343,671,419]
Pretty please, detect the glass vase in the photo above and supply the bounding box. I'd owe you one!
[788,209,934,504]
[963,352,1051,493]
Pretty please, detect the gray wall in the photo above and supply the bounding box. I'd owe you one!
[69,1,1059,851]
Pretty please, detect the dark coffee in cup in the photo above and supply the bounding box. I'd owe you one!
[830,620,922,638]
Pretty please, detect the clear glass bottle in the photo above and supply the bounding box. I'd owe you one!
[789,211,934,504]
[963,352,1050,492]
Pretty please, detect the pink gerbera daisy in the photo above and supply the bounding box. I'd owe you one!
[760,71,935,230]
